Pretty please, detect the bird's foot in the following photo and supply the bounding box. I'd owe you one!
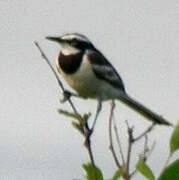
[60,90,72,103]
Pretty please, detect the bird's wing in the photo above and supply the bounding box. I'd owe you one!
[87,49,125,91]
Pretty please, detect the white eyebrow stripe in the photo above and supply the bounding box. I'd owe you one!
[61,34,90,43]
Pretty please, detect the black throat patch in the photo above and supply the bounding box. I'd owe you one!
[58,52,83,74]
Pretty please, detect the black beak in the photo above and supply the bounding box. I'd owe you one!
[46,36,63,43]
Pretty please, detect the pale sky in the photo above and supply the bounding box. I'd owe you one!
[0,0,179,179]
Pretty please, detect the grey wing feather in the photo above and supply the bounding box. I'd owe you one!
[87,49,125,91]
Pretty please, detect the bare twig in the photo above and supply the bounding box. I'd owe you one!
[108,106,156,180]
[113,116,125,165]
[125,121,134,180]
[129,135,150,179]
[162,153,171,172]
[35,41,95,166]
[84,123,95,166]
[130,135,156,178]
[109,101,122,169]
[143,135,149,161]
[34,41,78,114]
[125,121,156,179]
[133,123,156,142]
[142,136,155,161]
[147,141,156,158]
[34,41,64,91]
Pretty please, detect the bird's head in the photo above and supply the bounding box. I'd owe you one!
[46,33,94,55]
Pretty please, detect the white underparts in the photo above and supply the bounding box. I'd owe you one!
[58,53,120,100]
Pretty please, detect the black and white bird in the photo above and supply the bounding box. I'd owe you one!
[46,33,171,126]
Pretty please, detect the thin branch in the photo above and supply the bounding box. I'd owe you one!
[143,135,149,161]
[113,116,125,165]
[109,101,122,169]
[34,41,65,91]
[84,123,95,166]
[126,122,156,179]
[129,135,149,179]
[133,123,156,142]
[142,136,156,161]
[35,41,79,114]
[130,138,156,178]
[35,41,95,166]
[162,153,171,172]
[125,121,134,180]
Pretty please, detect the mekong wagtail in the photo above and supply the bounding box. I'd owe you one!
[46,33,171,126]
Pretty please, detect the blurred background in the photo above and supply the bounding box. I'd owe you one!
[0,0,179,179]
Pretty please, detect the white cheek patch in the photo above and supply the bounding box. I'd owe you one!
[61,44,80,55]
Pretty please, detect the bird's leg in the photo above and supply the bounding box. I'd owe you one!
[91,100,102,132]
[111,100,115,110]
[60,90,80,103]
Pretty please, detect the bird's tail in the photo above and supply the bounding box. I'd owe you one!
[118,92,171,126]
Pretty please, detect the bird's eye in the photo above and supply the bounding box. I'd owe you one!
[71,39,78,46]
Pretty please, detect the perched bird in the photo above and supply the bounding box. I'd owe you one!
[46,33,171,126]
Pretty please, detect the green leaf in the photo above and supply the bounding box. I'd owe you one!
[158,159,179,180]
[83,163,103,180]
[58,109,82,121]
[170,122,179,154]
[111,170,122,180]
[136,159,155,180]
[72,122,83,135]
[58,109,91,124]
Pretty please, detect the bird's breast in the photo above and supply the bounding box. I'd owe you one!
[58,52,83,74]
[56,52,120,100]
[56,53,99,98]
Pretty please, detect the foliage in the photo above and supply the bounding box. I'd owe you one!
[58,108,179,180]
[170,122,179,155]
[158,159,179,180]
[83,163,103,180]
[136,158,155,180]
[111,170,122,180]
